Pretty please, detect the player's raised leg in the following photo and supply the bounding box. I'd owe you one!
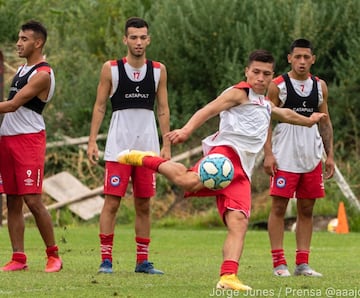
[117,150,203,192]
[117,150,157,166]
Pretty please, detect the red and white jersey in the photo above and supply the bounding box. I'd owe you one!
[202,82,272,180]
[104,59,161,161]
[272,75,324,173]
[0,63,55,136]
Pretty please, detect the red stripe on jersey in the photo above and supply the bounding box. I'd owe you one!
[152,61,161,68]
[313,75,320,81]
[36,65,51,74]
[273,75,284,85]
[233,81,251,89]
[274,73,320,85]
[307,73,320,81]
[117,58,161,69]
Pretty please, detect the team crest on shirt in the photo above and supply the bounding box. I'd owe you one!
[110,175,121,187]
[276,176,286,188]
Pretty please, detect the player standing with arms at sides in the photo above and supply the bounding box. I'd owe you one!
[263,39,334,277]
[0,20,62,272]
[87,17,170,274]
[118,50,326,290]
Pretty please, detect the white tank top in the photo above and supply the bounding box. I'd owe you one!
[202,86,272,180]
[0,64,55,136]
[104,60,161,161]
[272,77,324,172]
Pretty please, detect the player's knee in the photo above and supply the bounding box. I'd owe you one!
[271,198,288,217]
[298,200,315,218]
[225,210,248,229]
[272,205,287,217]
[25,200,47,216]
[298,206,314,218]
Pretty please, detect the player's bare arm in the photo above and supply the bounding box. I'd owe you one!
[166,88,246,144]
[271,104,327,127]
[263,81,280,176]
[318,80,335,179]
[269,78,327,127]
[0,71,50,113]
[156,63,171,160]
[263,124,277,176]
[87,61,112,164]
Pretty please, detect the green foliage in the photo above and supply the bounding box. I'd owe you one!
[148,0,250,125]
[0,0,20,43]
[331,36,360,158]
[2,0,360,149]
[1,0,152,139]
[146,0,360,130]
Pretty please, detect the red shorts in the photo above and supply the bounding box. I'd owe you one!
[104,161,156,198]
[0,131,45,195]
[185,146,251,221]
[269,162,325,199]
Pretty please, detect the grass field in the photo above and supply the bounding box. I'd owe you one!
[0,225,359,297]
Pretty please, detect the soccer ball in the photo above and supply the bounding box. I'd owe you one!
[198,153,234,190]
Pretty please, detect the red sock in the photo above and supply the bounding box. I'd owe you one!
[271,249,287,268]
[12,252,27,264]
[296,249,309,265]
[100,233,114,262]
[220,260,238,276]
[143,156,167,171]
[46,245,59,258]
[136,237,150,264]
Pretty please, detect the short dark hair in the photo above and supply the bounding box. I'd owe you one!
[125,17,149,35]
[290,38,313,53]
[21,20,47,43]
[248,49,275,69]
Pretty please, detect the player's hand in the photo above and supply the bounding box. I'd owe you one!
[263,154,277,176]
[165,128,190,144]
[87,142,99,165]
[160,145,171,160]
[308,112,327,126]
[324,156,335,179]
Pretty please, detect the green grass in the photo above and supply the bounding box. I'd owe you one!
[0,225,359,297]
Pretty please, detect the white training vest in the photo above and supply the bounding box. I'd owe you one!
[272,77,324,173]
[202,87,272,181]
[0,64,55,136]
[104,61,161,161]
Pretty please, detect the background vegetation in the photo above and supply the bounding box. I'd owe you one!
[1,0,360,230]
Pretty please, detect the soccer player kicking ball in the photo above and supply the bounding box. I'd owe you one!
[118,50,326,291]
